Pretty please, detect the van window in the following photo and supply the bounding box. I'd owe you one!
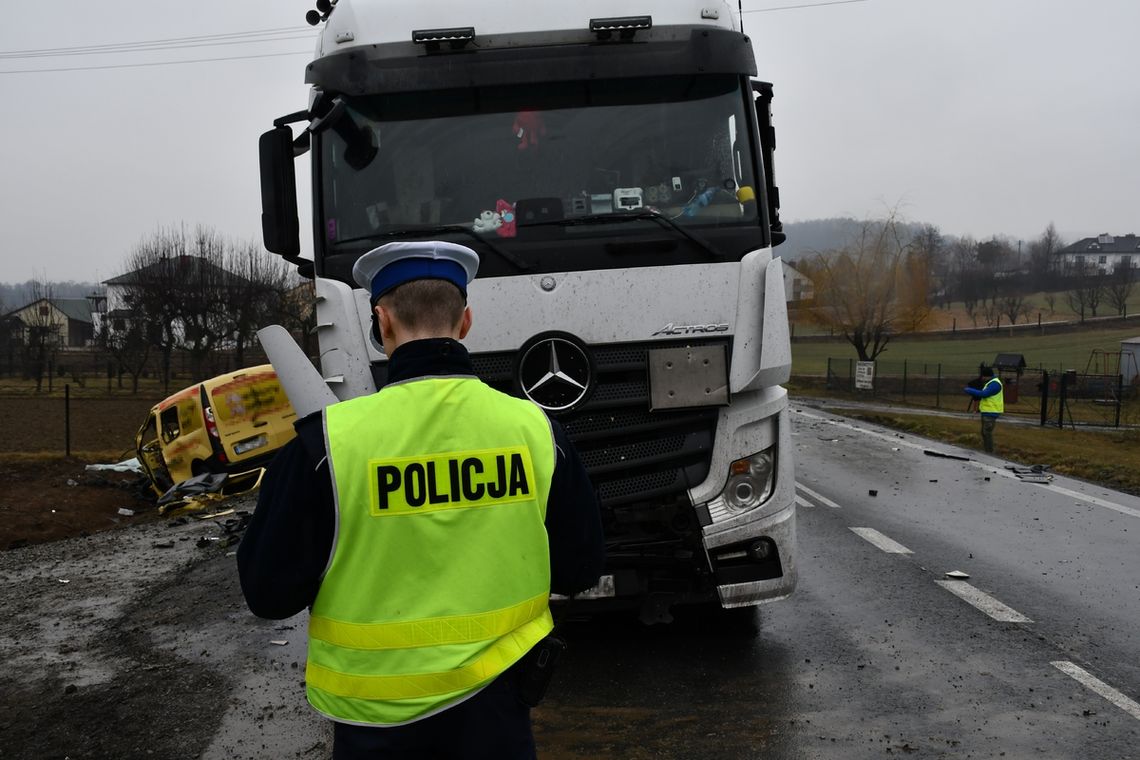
[160,407,180,443]
[179,400,202,435]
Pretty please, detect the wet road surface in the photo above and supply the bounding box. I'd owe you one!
[530,405,1140,759]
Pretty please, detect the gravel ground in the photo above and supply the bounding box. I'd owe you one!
[0,493,329,760]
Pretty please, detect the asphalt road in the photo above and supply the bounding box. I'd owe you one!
[4,405,1139,759]
[531,405,1140,758]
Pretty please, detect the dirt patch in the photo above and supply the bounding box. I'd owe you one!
[0,456,161,550]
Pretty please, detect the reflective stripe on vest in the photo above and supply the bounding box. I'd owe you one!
[979,377,1004,414]
[312,376,556,726]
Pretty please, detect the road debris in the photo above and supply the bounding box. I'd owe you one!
[85,458,144,473]
[270,640,289,646]
[923,449,970,462]
[1006,465,1054,484]
[944,570,970,580]
[196,508,236,520]
[117,508,135,517]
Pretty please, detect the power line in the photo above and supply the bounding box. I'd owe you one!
[1,35,317,61]
[742,0,870,13]
[0,50,313,75]
[0,26,313,58]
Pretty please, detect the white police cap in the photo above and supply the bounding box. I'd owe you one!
[352,241,480,301]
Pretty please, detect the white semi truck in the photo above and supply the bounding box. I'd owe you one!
[258,0,796,623]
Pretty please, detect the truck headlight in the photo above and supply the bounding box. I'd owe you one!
[708,446,776,519]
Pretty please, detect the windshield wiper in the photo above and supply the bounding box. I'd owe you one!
[342,225,531,273]
[520,210,722,259]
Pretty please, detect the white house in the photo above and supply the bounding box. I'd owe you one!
[781,259,814,303]
[1055,233,1140,274]
[1,298,96,348]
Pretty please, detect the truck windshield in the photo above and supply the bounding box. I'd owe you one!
[318,75,764,280]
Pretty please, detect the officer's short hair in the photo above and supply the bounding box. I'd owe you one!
[379,279,466,333]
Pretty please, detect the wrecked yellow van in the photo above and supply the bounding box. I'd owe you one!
[135,365,297,495]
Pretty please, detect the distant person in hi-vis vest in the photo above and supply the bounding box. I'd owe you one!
[239,241,605,759]
[964,366,1004,453]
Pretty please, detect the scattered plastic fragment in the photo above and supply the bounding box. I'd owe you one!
[944,570,970,579]
[196,509,236,521]
[270,640,289,646]
[868,490,878,497]
[157,473,229,508]
[924,449,970,462]
[117,508,135,517]
[57,579,70,584]
[86,458,144,473]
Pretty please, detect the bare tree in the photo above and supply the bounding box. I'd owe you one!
[1105,263,1134,317]
[115,227,188,391]
[178,226,239,378]
[1028,222,1064,290]
[22,278,59,392]
[1065,264,1106,321]
[1000,292,1031,325]
[97,312,151,393]
[805,215,927,361]
[225,240,300,368]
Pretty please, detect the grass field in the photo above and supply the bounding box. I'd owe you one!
[790,287,1140,337]
[835,409,1140,496]
[792,324,1140,376]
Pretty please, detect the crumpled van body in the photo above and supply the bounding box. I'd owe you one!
[135,365,297,495]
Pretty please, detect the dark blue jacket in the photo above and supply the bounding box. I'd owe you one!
[238,338,605,620]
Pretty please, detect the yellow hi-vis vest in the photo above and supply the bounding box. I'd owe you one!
[979,376,1004,414]
[309,376,556,726]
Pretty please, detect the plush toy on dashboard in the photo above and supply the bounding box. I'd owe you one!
[495,199,517,238]
[512,110,546,151]
[472,209,503,234]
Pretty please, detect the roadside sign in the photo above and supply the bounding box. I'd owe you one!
[855,361,875,390]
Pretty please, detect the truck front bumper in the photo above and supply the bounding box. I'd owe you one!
[707,503,797,607]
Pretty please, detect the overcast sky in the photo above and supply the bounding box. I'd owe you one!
[1,0,1137,285]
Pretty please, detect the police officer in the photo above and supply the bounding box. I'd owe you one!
[238,241,605,759]
[964,365,1004,453]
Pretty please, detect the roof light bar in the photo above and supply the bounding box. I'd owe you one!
[589,16,652,39]
[412,27,476,50]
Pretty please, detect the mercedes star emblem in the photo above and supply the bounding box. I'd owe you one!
[518,336,592,412]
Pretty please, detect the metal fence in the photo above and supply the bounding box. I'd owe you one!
[0,346,271,395]
[823,358,1138,428]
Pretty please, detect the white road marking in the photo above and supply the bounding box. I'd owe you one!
[794,408,1140,520]
[934,580,1032,623]
[1051,661,1140,721]
[795,494,814,508]
[1036,482,1140,520]
[850,527,913,554]
[796,483,841,509]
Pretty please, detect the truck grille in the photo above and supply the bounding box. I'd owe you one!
[470,340,724,511]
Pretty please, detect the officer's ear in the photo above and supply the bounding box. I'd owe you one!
[374,302,395,348]
[458,305,472,340]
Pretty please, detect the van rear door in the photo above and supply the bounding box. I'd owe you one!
[205,366,297,466]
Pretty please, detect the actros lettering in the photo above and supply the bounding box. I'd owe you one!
[652,322,730,336]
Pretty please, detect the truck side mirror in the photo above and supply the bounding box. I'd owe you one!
[259,126,301,258]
